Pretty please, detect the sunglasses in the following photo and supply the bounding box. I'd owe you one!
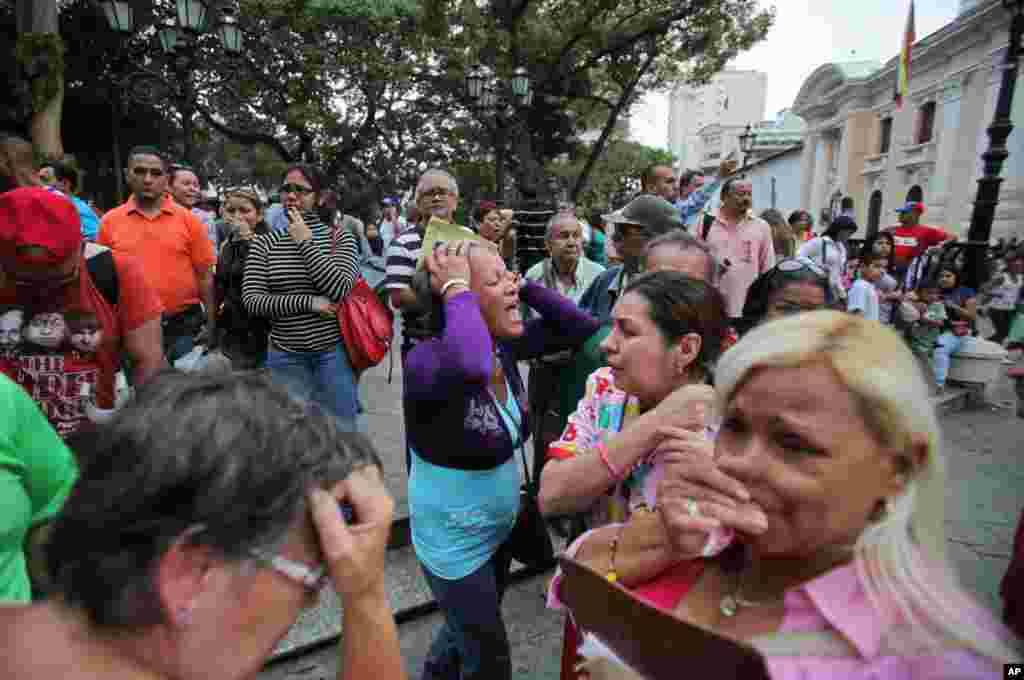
[775,257,827,278]
[280,183,314,196]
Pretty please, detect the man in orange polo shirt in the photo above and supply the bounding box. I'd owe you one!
[99,146,217,361]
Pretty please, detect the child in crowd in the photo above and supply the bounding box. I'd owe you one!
[906,281,947,388]
[847,253,884,321]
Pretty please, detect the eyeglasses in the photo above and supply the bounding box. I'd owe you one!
[279,183,314,196]
[250,549,327,593]
[775,257,827,278]
[418,187,454,200]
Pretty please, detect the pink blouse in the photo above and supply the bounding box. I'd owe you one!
[550,549,1003,679]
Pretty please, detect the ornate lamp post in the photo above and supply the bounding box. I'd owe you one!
[738,123,756,169]
[96,0,244,167]
[965,0,1023,289]
[464,62,533,202]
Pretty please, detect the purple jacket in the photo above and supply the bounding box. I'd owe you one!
[404,280,600,471]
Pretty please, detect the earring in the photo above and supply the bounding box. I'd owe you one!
[175,606,194,627]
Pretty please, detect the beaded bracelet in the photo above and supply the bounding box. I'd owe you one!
[595,441,624,481]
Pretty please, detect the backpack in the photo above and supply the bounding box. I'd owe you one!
[700,213,714,241]
[86,248,119,306]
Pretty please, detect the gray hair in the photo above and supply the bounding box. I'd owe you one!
[644,229,720,280]
[415,168,459,200]
[545,211,581,240]
[48,371,380,628]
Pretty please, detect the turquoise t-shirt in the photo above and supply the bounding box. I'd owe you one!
[0,374,78,602]
[409,379,521,580]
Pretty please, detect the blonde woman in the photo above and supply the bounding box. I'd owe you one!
[552,311,1019,677]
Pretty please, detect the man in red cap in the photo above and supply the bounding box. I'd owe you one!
[0,187,165,438]
[885,201,954,274]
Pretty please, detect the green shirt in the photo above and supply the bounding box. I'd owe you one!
[0,374,77,602]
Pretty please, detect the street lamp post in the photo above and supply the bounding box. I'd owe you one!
[965,0,1023,289]
[738,123,756,169]
[96,0,244,168]
[464,63,533,202]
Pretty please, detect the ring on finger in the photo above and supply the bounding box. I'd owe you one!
[685,498,700,518]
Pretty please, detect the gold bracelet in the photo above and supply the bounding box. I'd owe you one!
[606,522,628,583]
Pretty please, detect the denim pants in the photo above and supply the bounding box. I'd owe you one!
[420,542,513,680]
[266,342,360,431]
[932,331,964,387]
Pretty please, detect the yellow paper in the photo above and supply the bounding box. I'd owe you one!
[417,217,491,267]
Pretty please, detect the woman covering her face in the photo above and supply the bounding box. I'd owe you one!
[550,312,1018,678]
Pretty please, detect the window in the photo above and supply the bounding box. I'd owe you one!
[879,117,893,154]
[867,190,883,239]
[915,102,936,144]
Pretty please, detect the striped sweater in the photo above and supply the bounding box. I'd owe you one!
[242,211,360,353]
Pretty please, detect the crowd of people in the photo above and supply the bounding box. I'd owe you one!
[0,130,1021,680]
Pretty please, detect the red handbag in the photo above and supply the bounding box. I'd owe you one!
[332,226,394,373]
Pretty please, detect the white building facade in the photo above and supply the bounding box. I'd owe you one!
[791,0,1023,240]
[667,70,767,171]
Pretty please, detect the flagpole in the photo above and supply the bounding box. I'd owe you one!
[964,0,1023,290]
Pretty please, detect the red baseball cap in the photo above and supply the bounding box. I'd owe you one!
[0,187,82,266]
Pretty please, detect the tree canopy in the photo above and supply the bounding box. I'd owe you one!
[5,0,774,207]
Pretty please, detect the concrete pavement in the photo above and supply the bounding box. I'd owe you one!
[260,351,1024,679]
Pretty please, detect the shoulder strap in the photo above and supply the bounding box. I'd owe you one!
[701,213,714,240]
[85,248,119,306]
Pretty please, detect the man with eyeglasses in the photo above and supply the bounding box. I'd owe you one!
[385,168,459,351]
[99,147,217,362]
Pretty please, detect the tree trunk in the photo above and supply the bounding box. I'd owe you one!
[570,43,658,204]
[18,0,65,159]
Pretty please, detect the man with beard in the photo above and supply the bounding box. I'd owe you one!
[0,187,164,438]
[700,177,775,323]
[385,168,459,353]
[99,147,217,362]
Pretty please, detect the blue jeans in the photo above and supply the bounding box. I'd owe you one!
[932,331,964,387]
[266,342,360,431]
[420,542,513,680]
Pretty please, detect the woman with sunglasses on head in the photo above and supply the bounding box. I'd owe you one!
[736,257,830,335]
[214,187,271,370]
[0,371,406,680]
[242,165,362,430]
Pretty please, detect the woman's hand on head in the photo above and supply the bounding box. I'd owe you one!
[308,465,394,602]
[426,240,473,297]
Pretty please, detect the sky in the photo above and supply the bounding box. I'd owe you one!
[630,0,963,149]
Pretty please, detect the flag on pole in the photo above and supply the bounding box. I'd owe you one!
[894,0,915,109]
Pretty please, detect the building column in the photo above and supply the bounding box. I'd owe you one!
[799,132,818,211]
[929,78,965,225]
